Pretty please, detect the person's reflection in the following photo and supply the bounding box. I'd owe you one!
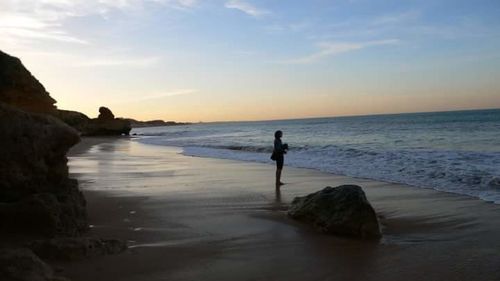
[271,186,286,211]
[275,186,282,203]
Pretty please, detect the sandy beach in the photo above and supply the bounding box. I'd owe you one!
[60,137,500,281]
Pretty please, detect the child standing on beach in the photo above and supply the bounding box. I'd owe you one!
[271,130,288,187]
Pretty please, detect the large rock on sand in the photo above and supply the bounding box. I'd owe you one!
[288,185,381,239]
[0,50,57,114]
[0,103,87,237]
[84,107,131,136]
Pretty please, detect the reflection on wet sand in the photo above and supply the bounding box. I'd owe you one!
[63,138,500,281]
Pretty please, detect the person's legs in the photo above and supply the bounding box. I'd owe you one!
[276,156,284,186]
[276,168,282,185]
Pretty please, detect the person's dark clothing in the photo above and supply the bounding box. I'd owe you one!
[274,138,285,169]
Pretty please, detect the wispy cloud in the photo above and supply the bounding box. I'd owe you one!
[124,89,197,102]
[280,39,400,64]
[75,56,162,67]
[0,0,198,47]
[225,0,270,18]
[371,11,420,26]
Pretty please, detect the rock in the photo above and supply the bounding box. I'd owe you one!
[55,110,90,133]
[0,248,66,281]
[85,118,131,136]
[97,106,115,120]
[30,238,127,261]
[288,185,381,239]
[56,107,131,136]
[0,103,87,237]
[84,107,131,136]
[125,118,190,128]
[0,50,57,114]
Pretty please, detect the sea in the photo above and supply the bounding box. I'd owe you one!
[132,109,500,203]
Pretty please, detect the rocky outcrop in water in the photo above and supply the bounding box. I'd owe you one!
[0,50,57,114]
[288,185,381,239]
[0,103,87,237]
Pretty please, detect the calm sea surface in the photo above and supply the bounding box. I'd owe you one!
[133,109,500,203]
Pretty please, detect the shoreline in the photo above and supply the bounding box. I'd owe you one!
[63,137,500,281]
[134,138,500,205]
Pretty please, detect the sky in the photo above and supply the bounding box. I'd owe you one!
[1,0,500,122]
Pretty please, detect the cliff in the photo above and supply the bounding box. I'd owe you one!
[0,50,57,114]
[0,104,87,237]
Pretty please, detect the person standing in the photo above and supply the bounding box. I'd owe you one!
[271,130,288,187]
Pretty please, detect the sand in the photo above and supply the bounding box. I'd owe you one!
[60,137,500,281]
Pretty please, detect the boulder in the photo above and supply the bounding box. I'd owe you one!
[288,185,381,239]
[0,248,67,281]
[0,103,87,237]
[97,106,115,120]
[30,237,127,261]
[0,50,57,114]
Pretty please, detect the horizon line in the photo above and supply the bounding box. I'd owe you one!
[190,106,500,125]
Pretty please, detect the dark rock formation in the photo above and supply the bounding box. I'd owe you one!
[0,248,66,281]
[30,238,127,261]
[0,50,127,280]
[0,103,87,237]
[288,185,381,239]
[85,107,131,136]
[126,118,190,128]
[97,106,115,120]
[55,110,90,133]
[56,107,131,136]
[0,50,57,114]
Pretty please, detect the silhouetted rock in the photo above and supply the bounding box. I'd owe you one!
[126,118,190,128]
[0,50,57,114]
[0,248,67,281]
[288,185,381,239]
[97,106,115,120]
[85,107,131,136]
[30,238,127,261]
[0,103,87,237]
[55,110,91,133]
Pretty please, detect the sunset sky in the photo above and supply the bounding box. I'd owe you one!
[1,0,500,122]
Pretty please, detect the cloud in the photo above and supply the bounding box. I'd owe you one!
[280,39,400,64]
[74,56,162,67]
[371,11,420,26]
[0,0,198,47]
[225,0,269,18]
[124,89,197,102]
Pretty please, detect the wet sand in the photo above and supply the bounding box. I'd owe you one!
[62,138,500,281]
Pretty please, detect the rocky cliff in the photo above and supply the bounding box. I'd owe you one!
[0,50,57,114]
[0,103,87,237]
[0,50,128,280]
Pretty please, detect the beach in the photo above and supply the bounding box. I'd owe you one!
[61,137,500,281]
